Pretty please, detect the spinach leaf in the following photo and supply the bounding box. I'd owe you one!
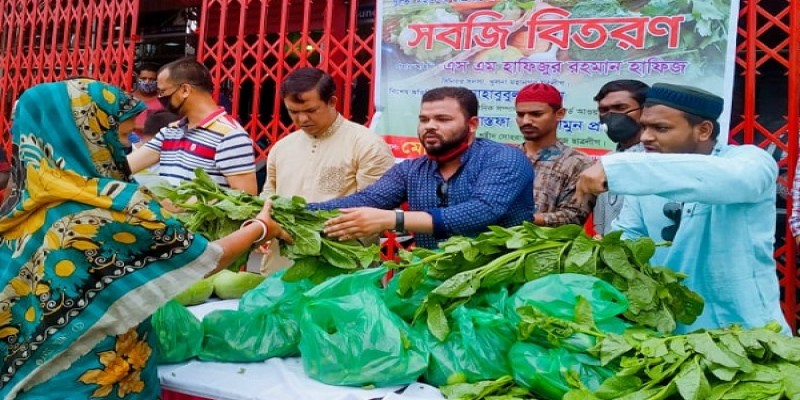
[427,302,450,341]
[674,358,711,400]
[282,257,318,282]
[563,235,598,274]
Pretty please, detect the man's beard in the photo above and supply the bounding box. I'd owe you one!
[423,126,470,156]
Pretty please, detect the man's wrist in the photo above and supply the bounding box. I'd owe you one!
[393,209,405,232]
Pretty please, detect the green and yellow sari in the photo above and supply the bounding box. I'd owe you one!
[0,79,221,399]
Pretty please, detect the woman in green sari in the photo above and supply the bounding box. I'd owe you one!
[0,78,289,399]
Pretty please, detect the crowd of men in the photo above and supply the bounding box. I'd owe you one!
[0,59,791,334]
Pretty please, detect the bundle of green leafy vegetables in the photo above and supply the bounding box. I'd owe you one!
[438,301,800,400]
[385,223,704,340]
[514,304,800,400]
[152,169,381,281]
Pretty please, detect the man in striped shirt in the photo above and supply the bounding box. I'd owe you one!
[127,58,258,194]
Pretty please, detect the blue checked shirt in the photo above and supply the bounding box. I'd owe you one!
[311,138,535,248]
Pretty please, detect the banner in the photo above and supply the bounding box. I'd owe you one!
[373,0,741,158]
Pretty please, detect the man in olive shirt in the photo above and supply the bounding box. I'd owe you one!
[515,82,594,227]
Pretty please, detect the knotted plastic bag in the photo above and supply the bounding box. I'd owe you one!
[238,269,313,312]
[507,273,629,323]
[298,268,428,387]
[199,271,312,361]
[152,299,203,364]
[507,274,630,352]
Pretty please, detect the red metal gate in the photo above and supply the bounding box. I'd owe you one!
[732,0,800,331]
[196,0,376,161]
[0,0,140,141]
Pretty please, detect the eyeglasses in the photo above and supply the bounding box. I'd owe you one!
[436,181,449,207]
[157,83,187,98]
[661,201,682,241]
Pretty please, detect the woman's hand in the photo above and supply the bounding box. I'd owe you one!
[159,198,184,213]
[208,201,292,275]
[256,201,293,244]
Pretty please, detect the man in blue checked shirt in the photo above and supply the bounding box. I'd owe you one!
[313,86,535,249]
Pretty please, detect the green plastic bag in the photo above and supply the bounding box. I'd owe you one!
[198,308,295,361]
[508,274,630,353]
[152,299,203,364]
[509,342,616,400]
[421,304,517,387]
[298,268,429,387]
[506,274,629,323]
[239,270,313,312]
[199,272,313,361]
[384,266,442,321]
[466,287,509,315]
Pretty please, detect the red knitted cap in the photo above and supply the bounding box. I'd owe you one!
[515,83,562,109]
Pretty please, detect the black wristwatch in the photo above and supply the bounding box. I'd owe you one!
[394,209,405,232]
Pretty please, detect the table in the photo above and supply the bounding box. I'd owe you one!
[157,300,445,400]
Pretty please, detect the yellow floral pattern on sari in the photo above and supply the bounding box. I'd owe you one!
[0,190,191,360]
[69,80,130,180]
[0,79,207,398]
[78,328,152,398]
[0,160,109,240]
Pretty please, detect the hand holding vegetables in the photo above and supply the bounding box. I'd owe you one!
[211,200,293,276]
[325,208,438,240]
[323,207,396,241]
[254,200,294,245]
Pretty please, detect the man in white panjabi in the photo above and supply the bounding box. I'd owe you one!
[259,67,395,275]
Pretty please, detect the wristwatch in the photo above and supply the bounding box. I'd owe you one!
[394,209,405,232]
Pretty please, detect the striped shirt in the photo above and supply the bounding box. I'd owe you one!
[144,108,255,188]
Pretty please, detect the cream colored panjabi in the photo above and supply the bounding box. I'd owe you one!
[259,115,395,275]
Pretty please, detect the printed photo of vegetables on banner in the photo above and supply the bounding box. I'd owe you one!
[373,0,740,158]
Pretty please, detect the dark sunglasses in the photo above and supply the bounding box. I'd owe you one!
[436,181,449,207]
[661,201,682,241]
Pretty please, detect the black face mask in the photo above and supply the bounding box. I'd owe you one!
[600,110,641,143]
[158,92,187,115]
